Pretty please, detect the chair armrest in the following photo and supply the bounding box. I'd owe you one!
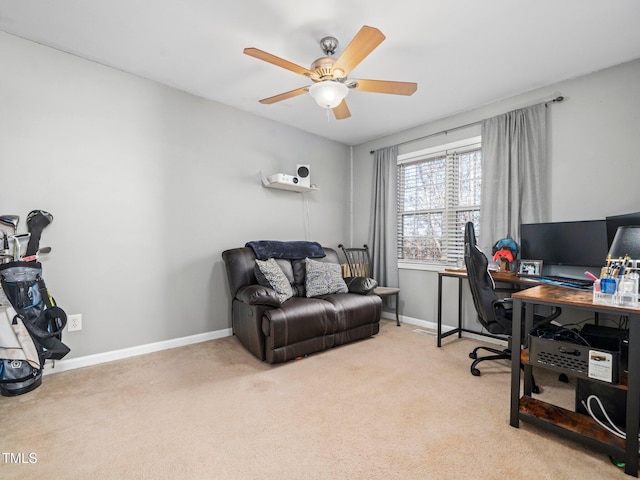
[344,277,378,295]
[236,285,281,307]
[493,298,513,317]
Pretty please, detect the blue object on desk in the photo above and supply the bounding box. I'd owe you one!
[601,277,618,294]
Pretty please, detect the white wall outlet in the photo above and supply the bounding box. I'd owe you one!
[68,314,82,332]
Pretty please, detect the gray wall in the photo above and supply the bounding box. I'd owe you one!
[2,29,638,358]
[352,58,640,330]
[0,32,350,358]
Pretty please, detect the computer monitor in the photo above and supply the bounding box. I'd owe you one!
[520,220,609,268]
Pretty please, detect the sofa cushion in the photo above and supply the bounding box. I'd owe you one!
[305,258,348,297]
[321,293,382,331]
[255,258,293,303]
[262,297,337,348]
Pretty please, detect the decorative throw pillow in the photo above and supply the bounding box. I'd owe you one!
[255,258,293,304]
[305,258,349,297]
[255,259,295,286]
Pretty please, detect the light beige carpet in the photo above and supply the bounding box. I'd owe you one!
[0,320,628,479]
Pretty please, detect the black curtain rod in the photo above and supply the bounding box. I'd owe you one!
[370,96,564,154]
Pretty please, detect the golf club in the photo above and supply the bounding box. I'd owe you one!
[21,246,52,262]
[0,215,19,232]
[0,232,10,264]
[11,233,31,261]
[0,215,20,259]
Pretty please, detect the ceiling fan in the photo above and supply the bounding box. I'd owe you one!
[244,25,417,120]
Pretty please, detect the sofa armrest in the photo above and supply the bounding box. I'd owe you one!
[236,285,281,307]
[344,277,378,295]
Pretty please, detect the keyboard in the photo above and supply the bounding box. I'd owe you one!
[533,275,594,289]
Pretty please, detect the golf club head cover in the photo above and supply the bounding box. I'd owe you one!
[25,210,53,257]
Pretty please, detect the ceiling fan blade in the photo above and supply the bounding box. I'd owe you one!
[332,26,386,77]
[353,79,417,96]
[332,100,351,120]
[244,48,317,78]
[258,86,309,104]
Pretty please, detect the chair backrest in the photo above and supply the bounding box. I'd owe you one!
[463,222,511,334]
[338,244,372,278]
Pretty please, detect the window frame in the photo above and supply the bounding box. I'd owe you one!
[397,136,482,272]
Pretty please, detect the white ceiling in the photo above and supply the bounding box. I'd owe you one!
[1,1,640,146]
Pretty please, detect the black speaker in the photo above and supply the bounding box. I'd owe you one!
[296,164,310,187]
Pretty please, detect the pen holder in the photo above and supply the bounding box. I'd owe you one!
[618,274,639,307]
[593,274,639,307]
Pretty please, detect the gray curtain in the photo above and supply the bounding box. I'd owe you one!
[368,145,399,288]
[479,103,548,255]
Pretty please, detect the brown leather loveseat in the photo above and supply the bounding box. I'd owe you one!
[222,241,382,363]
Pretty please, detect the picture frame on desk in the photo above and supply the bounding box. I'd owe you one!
[518,259,543,276]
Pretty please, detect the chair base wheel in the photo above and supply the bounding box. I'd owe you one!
[471,368,481,376]
[532,385,541,394]
[469,352,477,359]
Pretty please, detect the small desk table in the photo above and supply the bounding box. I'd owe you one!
[436,269,539,347]
[510,284,640,477]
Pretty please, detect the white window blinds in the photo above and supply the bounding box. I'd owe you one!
[397,139,481,265]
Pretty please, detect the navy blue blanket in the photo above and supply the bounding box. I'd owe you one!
[246,240,326,260]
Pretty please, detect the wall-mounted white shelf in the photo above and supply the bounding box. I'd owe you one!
[260,171,319,193]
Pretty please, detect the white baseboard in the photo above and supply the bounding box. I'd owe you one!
[381,310,441,331]
[44,313,504,375]
[43,328,233,375]
[382,312,507,346]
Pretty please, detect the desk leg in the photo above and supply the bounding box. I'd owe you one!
[510,298,523,428]
[624,313,640,476]
[394,292,400,326]
[437,274,443,347]
[522,305,535,396]
[457,277,463,339]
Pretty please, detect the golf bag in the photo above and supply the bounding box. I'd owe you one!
[0,261,69,396]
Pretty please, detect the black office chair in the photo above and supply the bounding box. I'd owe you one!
[463,222,561,381]
[338,244,401,326]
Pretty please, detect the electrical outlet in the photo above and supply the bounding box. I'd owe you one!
[68,314,82,332]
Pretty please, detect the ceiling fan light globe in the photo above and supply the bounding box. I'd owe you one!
[309,81,349,109]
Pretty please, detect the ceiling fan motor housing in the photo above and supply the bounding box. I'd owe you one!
[310,57,337,80]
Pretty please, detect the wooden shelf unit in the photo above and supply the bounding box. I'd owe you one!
[510,284,640,477]
[519,396,626,456]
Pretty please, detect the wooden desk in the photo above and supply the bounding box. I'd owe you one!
[510,284,640,477]
[436,269,539,347]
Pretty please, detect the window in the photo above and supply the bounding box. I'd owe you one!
[397,137,481,266]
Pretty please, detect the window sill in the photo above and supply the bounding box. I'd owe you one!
[398,261,451,273]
